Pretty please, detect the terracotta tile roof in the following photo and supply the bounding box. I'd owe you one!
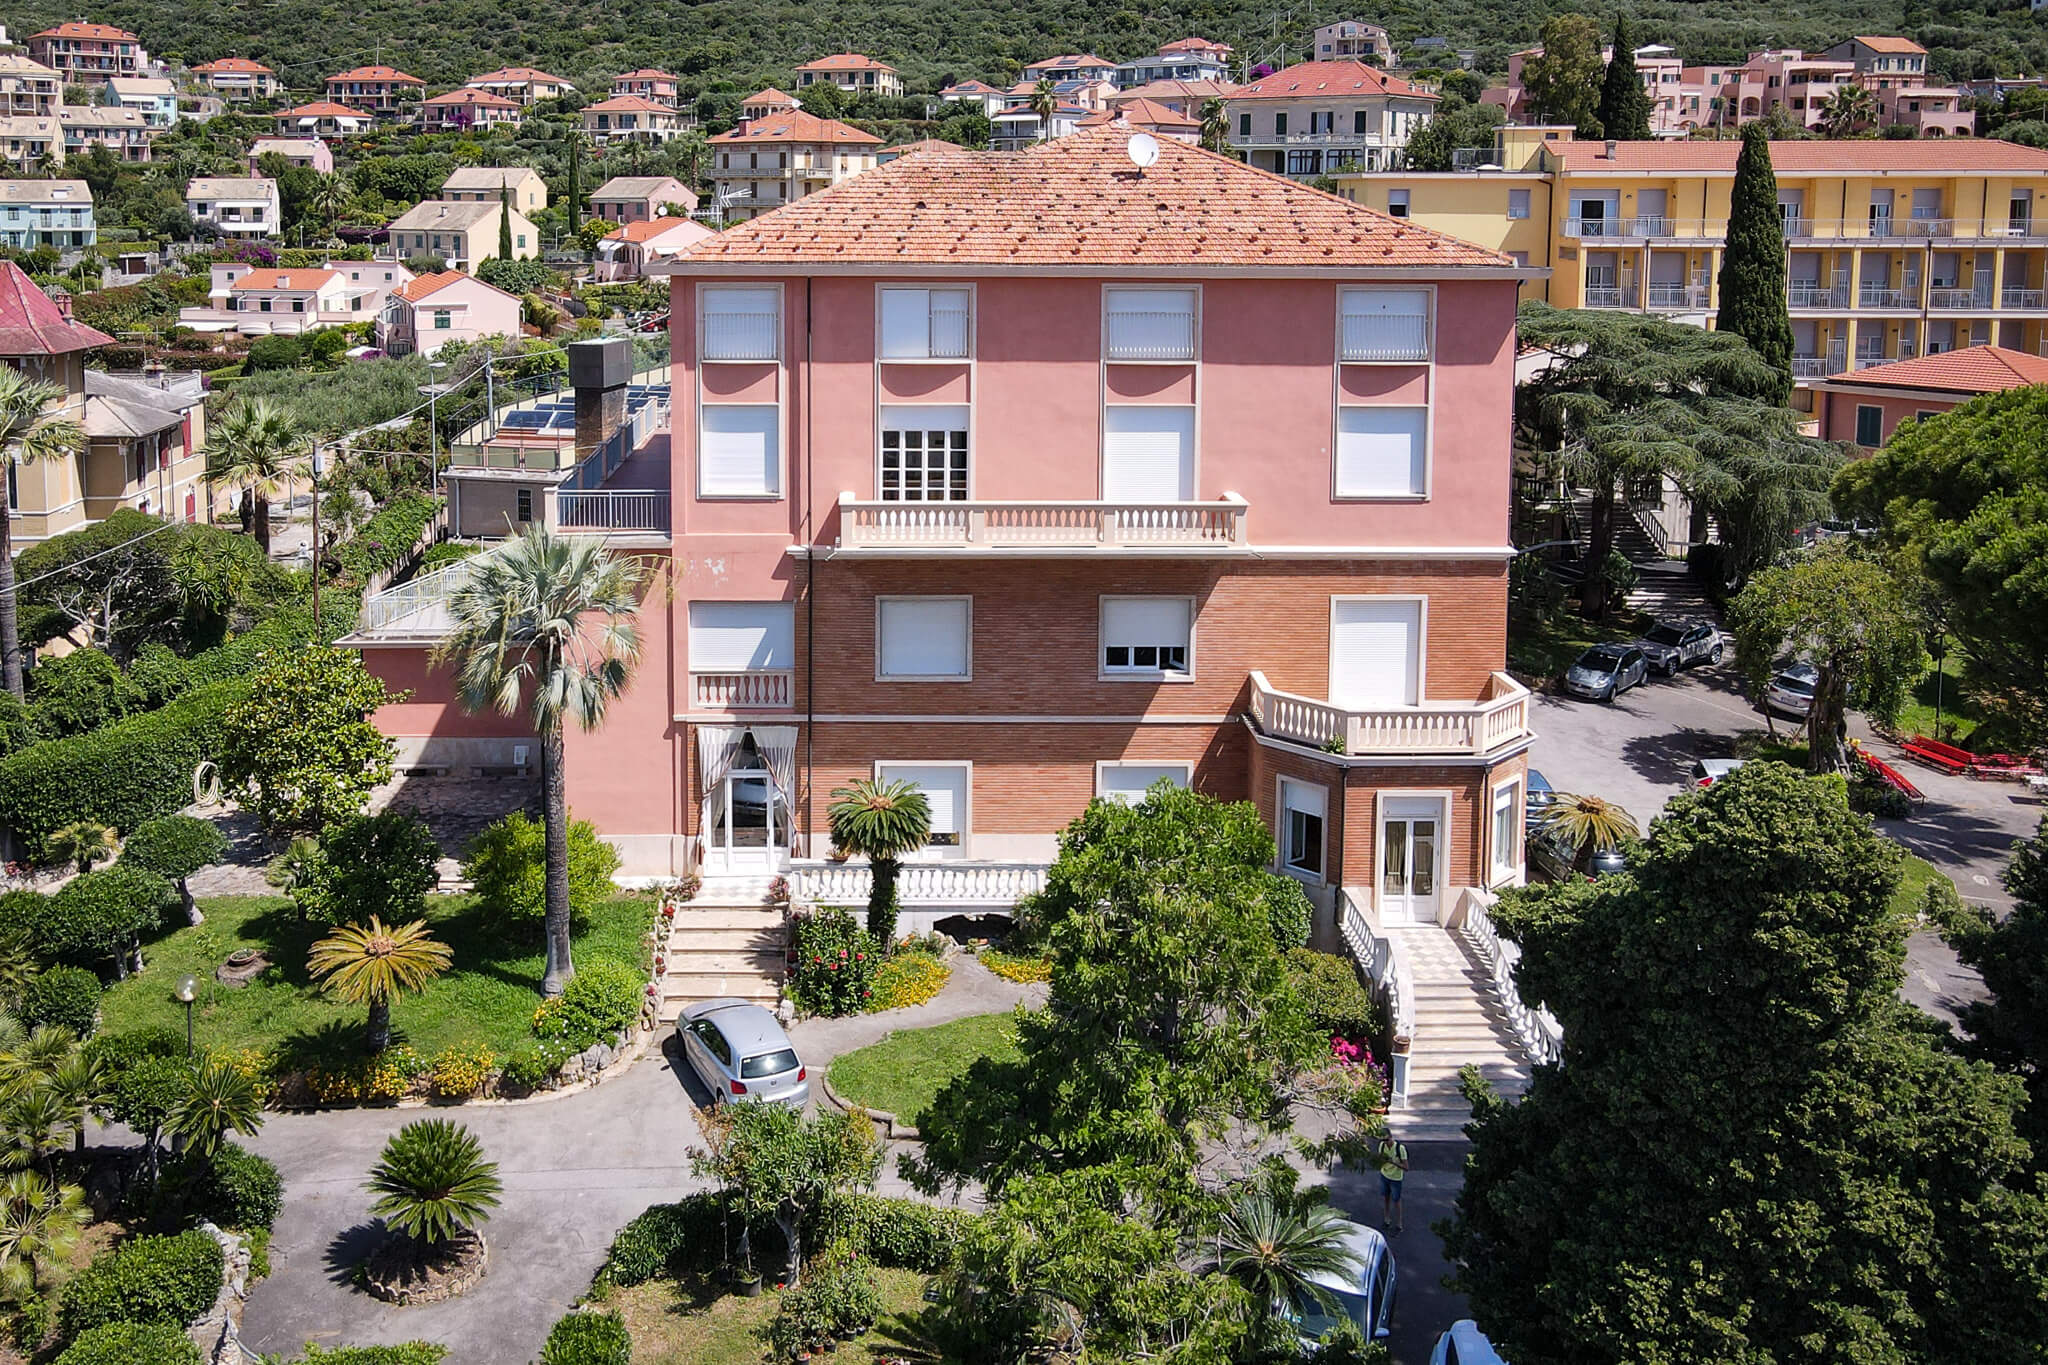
[797,53,896,72]
[425,88,520,108]
[711,110,882,145]
[593,175,685,199]
[1229,60,1437,102]
[1159,37,1232,54]
[392,270,469,303]
[614,69,677,81]
[880,138,967,157]
[0,262,113,355]
[607,217,705,243]
[676,125,1510,270]
[584,94,675,114]
[941,80,1004,95]
[443,167,542,190]
[1850,36,1927,54]
[275,101,368,119]
[1824,344,2048,391]
[1029,54,1113,70]
[745,87,798,105]
[1113,79,1238,103]
[1079,99,1200,131]
[1551,137,2048,174]
[328,66,423,84]
[194,58,274,75]
[31,22,138,41]
[228,268,340,292]
[468,67,571,85]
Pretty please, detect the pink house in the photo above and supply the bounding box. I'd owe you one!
[1813,344,2048,447]
[350,128,1535,946]
[376,270,522,355]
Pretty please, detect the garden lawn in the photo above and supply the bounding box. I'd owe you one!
[610,1267,949,1365]
[826,1012,1020,1126]
[1508,607,1650,685]
[1893,652,1983,747]
[1892,852,1955,923]
[97,893,652,1065]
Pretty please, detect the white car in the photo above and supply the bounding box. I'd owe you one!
[675,1000,810,1107]
[1291,1220,1396,1345]
[1765,663,1820,719]
[1689,758,1745,788]
[1432,1320,1509,1365]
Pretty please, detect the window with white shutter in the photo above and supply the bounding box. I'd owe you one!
[880,405,969,501]
[1335,406,1427,497]
[1340,287,1430,361]
[876,596,971,680]
[699,405,780,497]
[1096,763,1192,804]
[879,287,971,360]
[1280,779,1326,879]
[1102,406,1193,501]
[1104,287,1197,361]
[1100,597,1193,678]
[688,602,794,671]
[701,286,780,361]
[1329,598,1421,707]
[874,763,967,848]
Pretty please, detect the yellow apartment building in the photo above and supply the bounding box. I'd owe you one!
[1336,129,2048,403]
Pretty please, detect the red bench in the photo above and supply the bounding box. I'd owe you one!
[1901,735,2043,780]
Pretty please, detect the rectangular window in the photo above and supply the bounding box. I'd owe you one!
[876,596,971,680]
[433,311,452,329]
[873,763,965,848]
[1491,780,1521,884]
[1855,404,1884,447]
[1273,111,1288,136]
[1105,287,1196,361]
[879,405,968,501]
[1340,287,1430,362]
[1100,596,1193,677]
[515,487,532,522]
[699,404,781,496]
[1507,188,1531,220]
[701,285,780,361]
[878,287,970,360]
[1387,189,1410,219]
[1237,111,1250,137]
[1336,406,1427,497]
[688,601,795,671]
[1097,762,1192,805]
[1280,779,1326,879]
[1102,405,1194,501]
[1353,108,1369,135]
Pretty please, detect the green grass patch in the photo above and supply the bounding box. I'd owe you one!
[610,1267,947,1364]
[1894,652,1983,747]
[827,1012,1021,1125]
[99,893,653,1064]
[1891,852,1955,924]
[1507,607,1649,684]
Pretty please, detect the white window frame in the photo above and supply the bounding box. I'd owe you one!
[1277,776,1329,886]
[698,282,782,362]
[697,403,782,499]
[1094,760,1193,804]
[874,595,973,682]
[687,600,796,672]
[877,404,971,502]
[1334,404,1430,500]
[1329,594,1428,707]
[877,284,973,361]
[1100,404,1196,502]
[1339,285,1433,363]
[873,760,971,854]
[1507,187,1531,220]
[1490,777,1523,888]
[1103,285,1199,363]
[1098,595,1196,682]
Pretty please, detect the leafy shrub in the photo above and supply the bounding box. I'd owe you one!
[538,1309,631,1365]
[26,649,146,738]
[787,909,877,1017]
[1266,875,1314,950]
[767,1278,836,1358]
[769,1242,879,1355]
[1509,552,1568,626]
[306,1045,426,1105]
[825,1194,972,1273]
[599,1192,970,1290]
[185,1141,284,1231]
[417,541,479,574]
[36,867,177,970]
[476,257,560,295]
[598,1195,727,1286]
[295,1345,449,1364]
[977,949,1051,984]
[427,1044,495,1100]
[246,333,304,371]
[54,1321,204,1365]
[463,813,621,931]
[332,493,440,587]
[119,815,229,887]
[58,1229,224,1337]
[19,965,102,1037]
[1848,767,1912,819]
[867,950,949,1011]
[531,960,642,1053]
[498,1040,573,1093]
[297,812,442,926]
[1285,948,1384,1044]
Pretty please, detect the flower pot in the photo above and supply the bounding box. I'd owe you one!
[734,1271,763,1297]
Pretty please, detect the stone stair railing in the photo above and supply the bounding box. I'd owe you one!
[1458,888,1563,1068]
[1338,889,1414,1106]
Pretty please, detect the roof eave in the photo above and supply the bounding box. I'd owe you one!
[653,260,1538,280]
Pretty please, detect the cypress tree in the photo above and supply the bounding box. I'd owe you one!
[497,186,513,261]
[1716,123,1796,405]
[566,137,582,232]
[1596,13,1654,141]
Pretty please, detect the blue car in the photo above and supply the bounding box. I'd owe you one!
[1291,1221,1396,1346]
[1524,770,1556,833]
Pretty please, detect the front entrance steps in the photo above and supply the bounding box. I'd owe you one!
[1385,922,1534,1143]
[657,875,786,1023]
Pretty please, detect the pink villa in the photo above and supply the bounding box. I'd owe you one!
[1811,344,2048,448]
[349,130,1534,1004]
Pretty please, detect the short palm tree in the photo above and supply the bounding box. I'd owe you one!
[205,398,306,555]
[308,916,454,1052]
[827,778,932,951]
[1199,97,1230,154]
[167,1056,263,1159]
[0,366,87,698]
[0,1027,74,1101]
[0,1086,72,1177]
[0,1170,88,1301]
[1209,1185,1365,1319]
[436,526,642,996]
[366,1118,503,1248]
[1540,793,1641,874]
[47,821,117,876]
[45,1053,106,1155]
[1030,79,1059,139]
[1817,84,1876,139]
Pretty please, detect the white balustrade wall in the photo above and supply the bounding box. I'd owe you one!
[1459,888,1563,1068]
[790,860,1049,907]
[1339,890,1413,1105]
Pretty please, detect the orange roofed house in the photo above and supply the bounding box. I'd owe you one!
[611,69,680,106]
[325,65,425,117]
[29,22,147,85]
[793,53,902,98]
[345,130,1537,1028]
[272,101,372,138]
[581,95,687,146]
[707,110,880,222]
[464,67,575,106]
[193,57,278,102]
[1812,344,2048,447]
[1224,60,1439,177]
[422,88,522,132]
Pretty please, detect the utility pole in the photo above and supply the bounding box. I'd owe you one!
[309,444,325,640]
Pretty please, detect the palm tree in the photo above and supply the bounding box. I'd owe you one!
[205,398,307,555]
[167,1056,263,1159]
[436,527,642,996]
[0,1087,72,1177]
[827,778,932,951]
[0,1027,74,1101]
[308,916,453,1052]
[46,821,117,876]
[1817,85,1876,139]
[1030,79,1059,140]
[1208,1185,1365,1319]
[1199,97,1231,154]
[0,367,87,698]
[45,1053,106,1156]
[311,172,351,234]
[366,1118,502,1249]
[0,1171,88,1302]
[1540,793,1640,874]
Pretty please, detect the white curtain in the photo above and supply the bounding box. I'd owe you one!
[694,725,750,869]
[752,726,801,858]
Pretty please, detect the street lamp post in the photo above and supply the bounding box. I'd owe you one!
[175,973,199,1055]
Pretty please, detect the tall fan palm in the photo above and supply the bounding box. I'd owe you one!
[311,172,351,233]
[366,1118,502,1248]
[167,1056,264,1159]
[1540,793,1640,874]
[1199,97,1230,154]
[1209,1185,1366,1319]
[1817,84,1876,139]
[308,916,454,1052]
[205,398,307,555]
[436,526,642,996]
[1030,79,1059,139]
[827,779,932,951]
[0,1171,88,1301]
[0,366,87,698]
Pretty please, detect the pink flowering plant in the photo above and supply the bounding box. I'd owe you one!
[787,908,879,1017]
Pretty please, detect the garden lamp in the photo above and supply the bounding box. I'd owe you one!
[175,973,199,1055]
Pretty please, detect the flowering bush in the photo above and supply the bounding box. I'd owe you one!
[531,959,643,1053]
[767,875,791,905]
[1326,1035,1390,1112]
[787,909,877,1017]
[977,948,1052,984]
[866,950,950,1012]
[306,1046,425,1105]
[499,1040,575,1093]
[668,872,701,905]
[428,1044,496,1100]
[212,1046,277,1106]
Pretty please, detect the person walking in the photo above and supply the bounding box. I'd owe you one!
[1377,1134,1410,1232]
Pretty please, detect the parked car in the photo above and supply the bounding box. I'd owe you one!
[1528,823,1629,881]
[1562,643,1648,702]
[1689,758,1745,788]
[1765,662,1820,720]
[1291,1220,1396,1345]
[1524,769,1556,832]
[675,999,809,1107]
[1432,1320,1509,1365]
[1635,620,1723,675]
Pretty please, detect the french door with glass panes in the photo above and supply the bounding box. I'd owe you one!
[880,405,968,502]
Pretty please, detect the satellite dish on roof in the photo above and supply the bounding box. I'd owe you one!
[1126,132,1160,170]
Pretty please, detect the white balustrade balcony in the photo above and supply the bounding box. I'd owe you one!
[1248,669,1531,757]
[790,860,1048,907]
[835,493,1249,554]
[691,670,794,710]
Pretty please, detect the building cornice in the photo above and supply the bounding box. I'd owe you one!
[656,262,1544,282]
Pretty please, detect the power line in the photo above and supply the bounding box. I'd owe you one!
[7,515,184,594]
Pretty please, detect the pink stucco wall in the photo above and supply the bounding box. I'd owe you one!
[1819,388,1960,448]
[361,646,535,740]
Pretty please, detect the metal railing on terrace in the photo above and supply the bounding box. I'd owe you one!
[1928,287,1992,309]
[2003,287,2047,309]
[1786,216,2048,240]
[1583,285,1638,309]
[1562,216,1723,239]
[1786,283,1844,308]
[554,489,668,534]
[1644,283,1708,309]
[1858,286,1911,308]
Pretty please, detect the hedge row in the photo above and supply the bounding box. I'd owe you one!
[333,493,440,587]
[58,1229,223,1339]
[599,1192,972,1288]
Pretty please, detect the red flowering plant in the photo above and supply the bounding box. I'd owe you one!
[786,908,879,1017]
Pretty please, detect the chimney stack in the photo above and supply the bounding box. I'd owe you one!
[569,336,631,466]
[1604,139,1618,159]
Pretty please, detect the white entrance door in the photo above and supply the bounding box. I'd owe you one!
[1330,599,1420,708]
[709,767,782,872]
[1379,798,1443,925]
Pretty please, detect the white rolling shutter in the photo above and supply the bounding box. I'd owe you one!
[1340,288,1430,361]
[699,405,779,496]
[1098,763,1191,804]
[1100,596,1192,673]
[688,602,794,671]
[1102,406,1193,501]
[701,286,779,360]
[1335,406,1427,497]
[876,764,967,846]
[1329,599,1420,707]
[1105,287,1197,360]
[879,288,970,360]
[877,597,971,678]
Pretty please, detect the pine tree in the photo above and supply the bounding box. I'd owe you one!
[497,186,513,261]
[1716,123,1795,404]
[1596,13,1654,141]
